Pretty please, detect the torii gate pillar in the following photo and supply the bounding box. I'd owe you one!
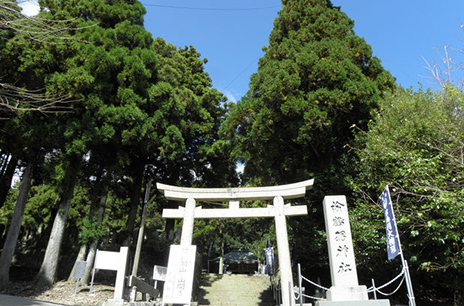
[158,179,314,306]
[180,198,196,245]
[274,195,294,306]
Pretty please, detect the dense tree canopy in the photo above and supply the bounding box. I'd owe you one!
[0,1,83,117]
[222,0,395,193]
[349,86,464,302]
[0,0,236,289]
[220,0,396,287]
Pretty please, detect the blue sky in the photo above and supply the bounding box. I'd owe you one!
[142,0,464,102]
[143,1,281,102]
[21,1,464,102]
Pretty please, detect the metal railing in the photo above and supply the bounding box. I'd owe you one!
[294,263,407,305]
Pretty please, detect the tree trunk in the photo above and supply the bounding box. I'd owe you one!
[131,181,151,278]
[0,162,33,291]
[67,243,88,282]
[455,289,463,306]
[0,155,18,209]
[35,178,76,287]
[82,182,108,285]
[122,165,143,246]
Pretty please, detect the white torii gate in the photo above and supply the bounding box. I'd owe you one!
[157,179,314,306]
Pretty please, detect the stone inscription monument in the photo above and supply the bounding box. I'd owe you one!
[317,196,390,306]
[323,195,368,301]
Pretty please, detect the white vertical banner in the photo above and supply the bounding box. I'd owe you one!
[163,245,197,304]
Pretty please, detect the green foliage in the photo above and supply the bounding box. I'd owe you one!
[350,86,464,293]
[0,0,238,278]
[191,200,275,262]
[104,187,131,236]
[80,215,107,244]
[194,217,275,262]
[222,0,395,190]
[151,38,238,187]
[67,184,91,228]
[0,187,18,232]
[22,185,58,229]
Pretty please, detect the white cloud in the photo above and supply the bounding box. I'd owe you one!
[19,0,40,17]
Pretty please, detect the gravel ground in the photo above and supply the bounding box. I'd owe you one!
[6,280,115,306]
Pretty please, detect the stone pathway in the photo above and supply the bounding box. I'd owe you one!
[197,274,275,306]
[0,293,65,305]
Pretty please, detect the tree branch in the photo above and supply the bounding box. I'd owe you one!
[0,82,75,119]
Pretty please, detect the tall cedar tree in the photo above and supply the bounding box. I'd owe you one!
[28,0,236,286]
[221,0,395,275]
[223,0,395,193]
[0,0,73,287]
[0,0,234,289]
[28,0,157,287]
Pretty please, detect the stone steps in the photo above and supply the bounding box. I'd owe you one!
[197,273,275,306]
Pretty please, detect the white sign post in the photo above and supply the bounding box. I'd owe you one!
[90,246,129,302]
[163,245,197,305]
[153,265,167,289]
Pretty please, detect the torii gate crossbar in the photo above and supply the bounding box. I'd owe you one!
[157,179,314,306]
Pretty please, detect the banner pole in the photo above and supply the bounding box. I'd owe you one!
[385,186,416,306]
[298,263,303,306]
[371,278,377,300]
[402,259,416,306]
